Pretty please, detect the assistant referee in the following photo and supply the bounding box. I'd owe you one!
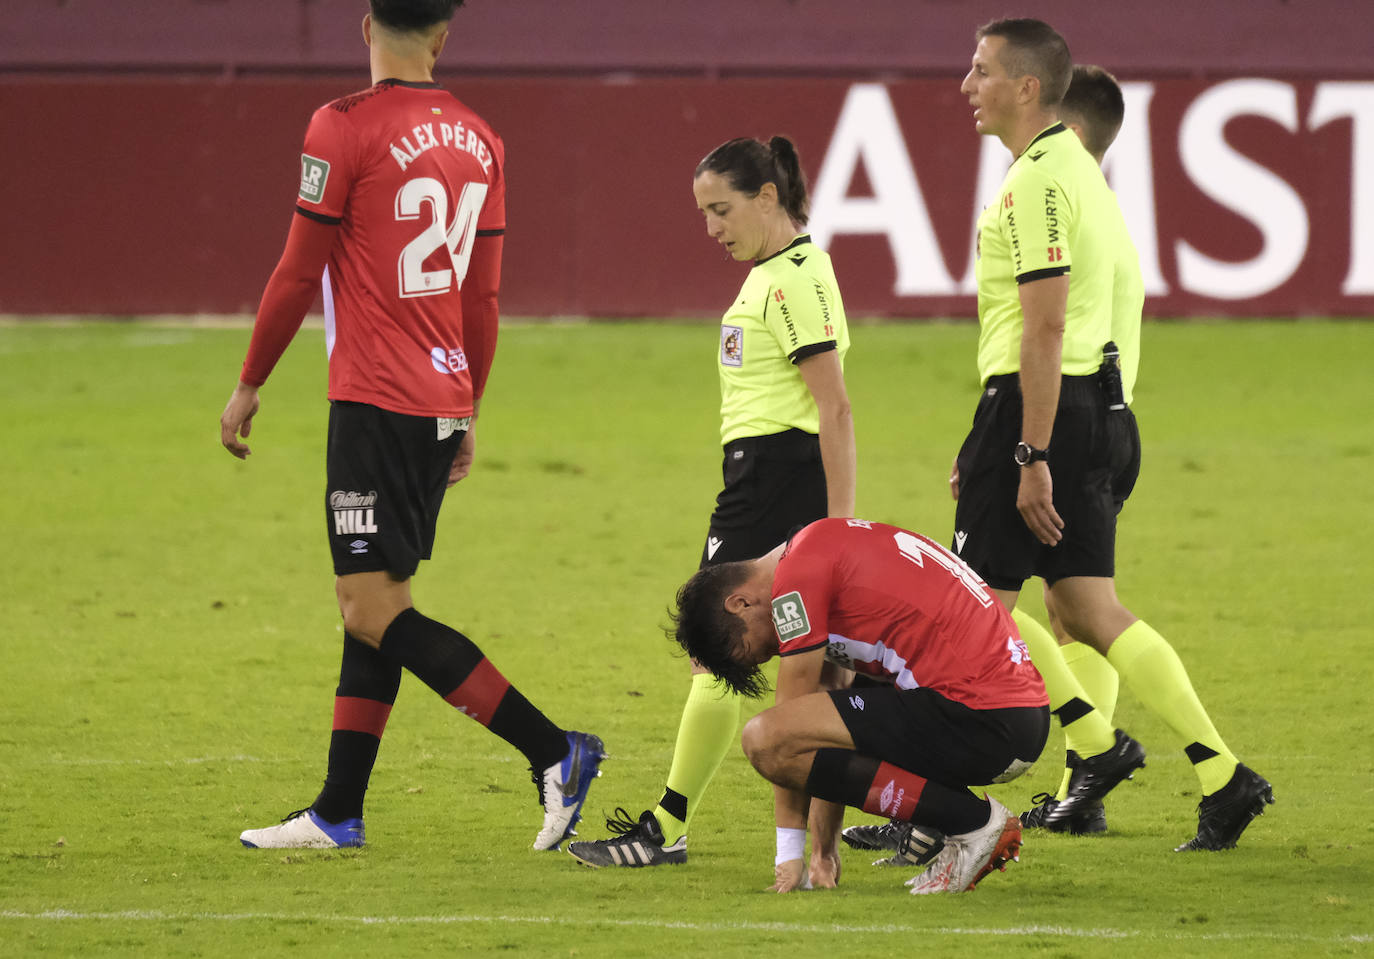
[569,135,856,871]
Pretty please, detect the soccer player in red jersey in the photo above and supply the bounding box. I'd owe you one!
[219,0,603,852]
[671,518,1050,895]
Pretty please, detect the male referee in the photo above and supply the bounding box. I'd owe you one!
[951,19,1272,852]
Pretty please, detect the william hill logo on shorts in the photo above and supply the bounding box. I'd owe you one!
[771,591,810,640]
[331,489,379,535]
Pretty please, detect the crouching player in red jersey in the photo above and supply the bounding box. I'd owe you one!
[670,519,1049,895]
[219,0,602,852]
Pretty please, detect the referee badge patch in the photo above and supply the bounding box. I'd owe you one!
[771,590,810,640]
[299,154,330,203]
[720,325,743,367]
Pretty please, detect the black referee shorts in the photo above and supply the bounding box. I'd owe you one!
[325,401,467,578]
[952,374,1120,590]
[830,685,1049,787]
[699,428,827,568]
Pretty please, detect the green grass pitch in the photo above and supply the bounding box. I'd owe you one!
[1,318,1372,957]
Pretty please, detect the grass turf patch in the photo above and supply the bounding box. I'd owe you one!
[1,319,1372,957]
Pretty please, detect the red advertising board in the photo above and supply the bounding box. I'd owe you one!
[1,75,1370,317]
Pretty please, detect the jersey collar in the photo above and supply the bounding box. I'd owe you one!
[377,78,442,90]
[1018,122,1068,158]
[755,234,811,266]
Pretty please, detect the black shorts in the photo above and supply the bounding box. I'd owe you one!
[325,401,467,578]
[953,374,1119,590]
[700,428,827,568]
[830,685,1049,787]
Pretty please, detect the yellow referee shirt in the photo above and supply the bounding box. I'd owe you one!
[974,123,1129,386]
[717,235,850,445]
[1106,191,1144,405]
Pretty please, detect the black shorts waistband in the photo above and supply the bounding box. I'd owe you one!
[983,372,1098,390]
[723,428,820,457]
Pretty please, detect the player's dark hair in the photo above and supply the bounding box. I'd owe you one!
[1060,64,1125,160]
[695,135,810,226]
[667,563,770,699]
[976,18,1072,107]
[370,0,463,32]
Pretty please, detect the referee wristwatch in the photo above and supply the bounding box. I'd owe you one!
[1013,441,1049,467]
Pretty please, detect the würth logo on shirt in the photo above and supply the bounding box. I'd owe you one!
[771,591,810,639]
[330,490,378,535]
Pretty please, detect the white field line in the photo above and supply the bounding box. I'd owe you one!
[30,752,1309,768]
[37,755,273,767]
[30,754,527,767]
[0,909,1368,944]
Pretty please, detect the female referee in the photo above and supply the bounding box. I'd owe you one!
[568,135,855,871]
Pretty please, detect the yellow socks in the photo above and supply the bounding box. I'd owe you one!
[1012,609,1117,760]
[1107,620,1238,795]
[651,672,741,841]
[1055,641,1121,797]
[1061,641,1120,725]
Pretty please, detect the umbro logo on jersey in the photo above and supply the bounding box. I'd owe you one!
[954,530,968,554]
[1029,150,1047,161]
[789,254,808,266]
[707,536,724,559]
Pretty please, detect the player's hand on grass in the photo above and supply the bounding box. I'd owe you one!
[220,383,260,460]
[1016,461,1063,545]
[770,858,810,893]
[448,424,475,487]
[808,848,841,889]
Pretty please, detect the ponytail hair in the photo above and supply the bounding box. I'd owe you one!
[695,135,810,226]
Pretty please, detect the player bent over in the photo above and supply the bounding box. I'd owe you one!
[220,0,602,852]
[659,518,1048,895]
